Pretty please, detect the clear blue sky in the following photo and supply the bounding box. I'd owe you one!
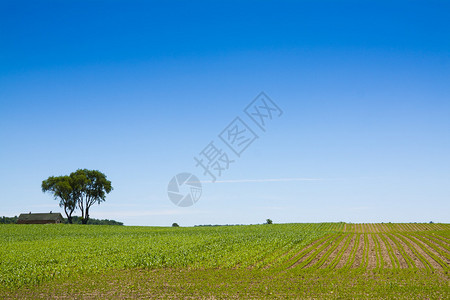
[1,1,449,226]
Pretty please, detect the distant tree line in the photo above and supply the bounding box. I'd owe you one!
[194,224,245,227]
[65,216,123,225]
[0,216,18,224]
[0,215,123,225]
[194,219,274,227]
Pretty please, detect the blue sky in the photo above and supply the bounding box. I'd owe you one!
[1,1,449,226]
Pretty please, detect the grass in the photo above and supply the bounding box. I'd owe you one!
[0,223,449,298]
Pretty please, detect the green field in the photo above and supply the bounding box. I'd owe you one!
[1,223,449,298]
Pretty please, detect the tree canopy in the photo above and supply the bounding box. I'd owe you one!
[42,175,77,223]
[42,169,113,224]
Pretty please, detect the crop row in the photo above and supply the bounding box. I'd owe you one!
[0,223,342,288]
[280,231,449,272]
[0,223,448,290]
[343,223,449,233]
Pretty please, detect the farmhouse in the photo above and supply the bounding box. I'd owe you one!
[17,212,64,224]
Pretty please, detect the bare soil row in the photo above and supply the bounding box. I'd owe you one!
[343,223,449,233]
[285,232,449,271]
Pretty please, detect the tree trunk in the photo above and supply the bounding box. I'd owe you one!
[64,206,73,224]
[82,208,89,224]
[68,206,75,224]
[68,210,73,224]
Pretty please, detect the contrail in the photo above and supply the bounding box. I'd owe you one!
[189,178,323,184]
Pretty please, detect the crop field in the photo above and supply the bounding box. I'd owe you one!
[0,223,449,298]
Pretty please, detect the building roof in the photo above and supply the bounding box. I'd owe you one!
[18,213,63,222]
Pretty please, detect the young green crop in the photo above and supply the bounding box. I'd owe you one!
[1,222,449,293]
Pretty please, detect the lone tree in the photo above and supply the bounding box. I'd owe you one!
[42,176,77,223]
[72,169,113,224]
[42,169,113,224]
